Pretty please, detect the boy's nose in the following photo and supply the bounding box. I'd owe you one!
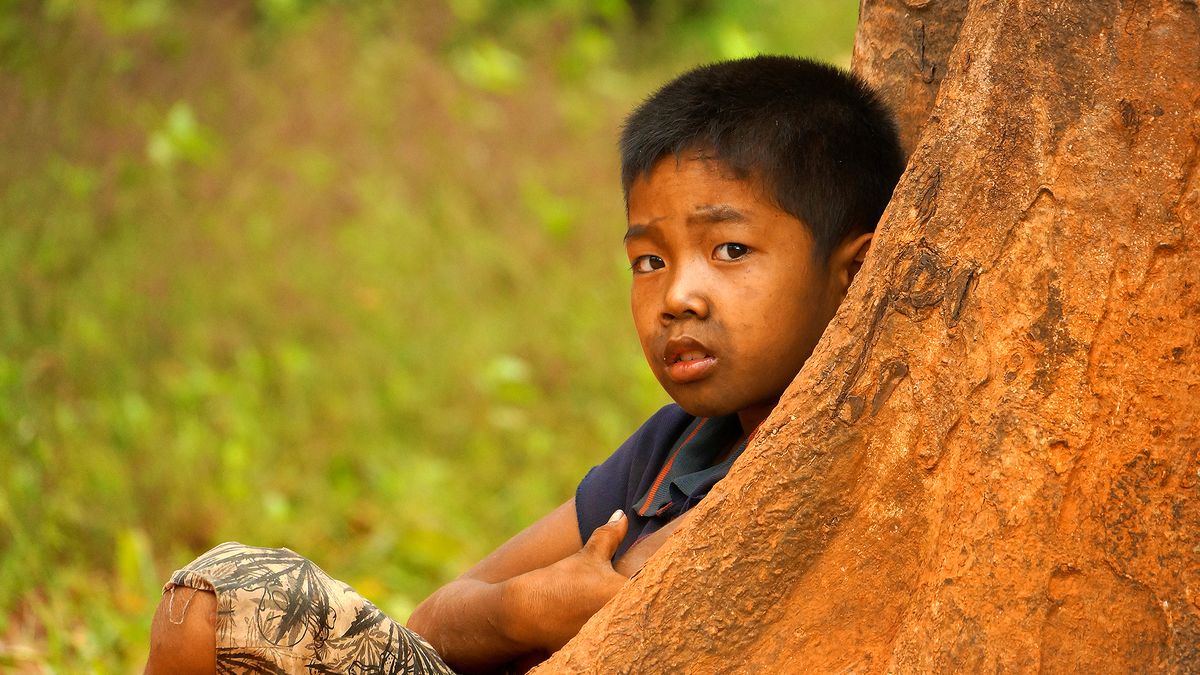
[660,269,710,323]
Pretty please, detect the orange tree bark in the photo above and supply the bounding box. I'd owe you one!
[540,0,1200,671]
[852,0,968,156]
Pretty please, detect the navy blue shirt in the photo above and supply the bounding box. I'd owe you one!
[575,404,748,559]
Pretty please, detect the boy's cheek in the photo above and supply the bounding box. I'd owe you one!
[635,329,661,367]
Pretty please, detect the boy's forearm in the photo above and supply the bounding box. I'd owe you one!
[408,504,627,670]
[407,576,540,673]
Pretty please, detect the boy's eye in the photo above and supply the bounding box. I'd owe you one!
[714,243,750,261]
[631,255,666,273]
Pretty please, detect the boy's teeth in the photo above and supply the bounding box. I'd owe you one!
[678,351,705,362]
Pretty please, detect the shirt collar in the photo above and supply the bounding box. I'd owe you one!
[633,413,745,518]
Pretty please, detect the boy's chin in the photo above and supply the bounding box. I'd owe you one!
[668,395,741,420]
[667,386,783,426]
[658,376,764,420]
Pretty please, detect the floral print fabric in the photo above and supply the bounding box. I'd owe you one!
[165,542,455,674]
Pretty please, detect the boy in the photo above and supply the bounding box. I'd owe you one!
[145,55,903,674]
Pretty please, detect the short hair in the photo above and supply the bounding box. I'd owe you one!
[620,55,905,259]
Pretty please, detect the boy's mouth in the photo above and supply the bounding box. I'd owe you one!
[663,337,717,384]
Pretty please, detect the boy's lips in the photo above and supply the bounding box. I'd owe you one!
[662,336,717,384]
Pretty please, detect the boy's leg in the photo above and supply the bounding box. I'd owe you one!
[145,542,454,674]
[144,588,216,674]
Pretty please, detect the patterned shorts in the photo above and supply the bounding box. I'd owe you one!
[164,542,456,674]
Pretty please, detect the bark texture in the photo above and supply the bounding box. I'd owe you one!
[852,0,968,156]
[541,0,1200,672]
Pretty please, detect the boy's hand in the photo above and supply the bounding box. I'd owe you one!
[613,508,694,577]
[501,510,630,652]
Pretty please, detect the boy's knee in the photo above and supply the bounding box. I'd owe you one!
[144,587,217,674]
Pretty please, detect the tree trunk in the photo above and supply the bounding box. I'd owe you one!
[852,0,968,156]
[540,0,1200,671]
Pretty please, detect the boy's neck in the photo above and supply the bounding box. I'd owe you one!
[736,403,775,441]
[709,404,774,467]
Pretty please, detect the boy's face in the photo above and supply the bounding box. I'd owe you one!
[624,156,859,433]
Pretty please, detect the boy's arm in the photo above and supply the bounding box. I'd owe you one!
[406,498,629,674]
[612,508,694,577]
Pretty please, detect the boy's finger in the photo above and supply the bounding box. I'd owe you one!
[582,509,628,563]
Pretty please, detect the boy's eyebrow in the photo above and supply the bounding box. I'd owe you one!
[687,204,747,226]
[623,216,664,244]
[624,205,747,243]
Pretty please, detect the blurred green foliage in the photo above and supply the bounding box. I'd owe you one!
[0,0,856,670]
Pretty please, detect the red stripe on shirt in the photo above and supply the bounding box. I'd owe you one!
[636,418,708,516]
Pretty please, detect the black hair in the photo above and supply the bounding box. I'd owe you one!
[620,55,905,260]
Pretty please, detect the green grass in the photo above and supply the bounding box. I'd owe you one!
[0,1,857,670]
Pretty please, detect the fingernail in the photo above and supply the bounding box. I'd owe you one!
[608,509,625,523]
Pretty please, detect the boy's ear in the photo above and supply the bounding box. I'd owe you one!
[833,231,874,294]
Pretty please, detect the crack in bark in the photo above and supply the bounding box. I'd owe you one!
[915,166,942,227]
[942,263,979,329]
[833,291,891,422]
[871,359,911,416]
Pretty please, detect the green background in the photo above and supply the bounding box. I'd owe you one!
[0,1,857,670]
